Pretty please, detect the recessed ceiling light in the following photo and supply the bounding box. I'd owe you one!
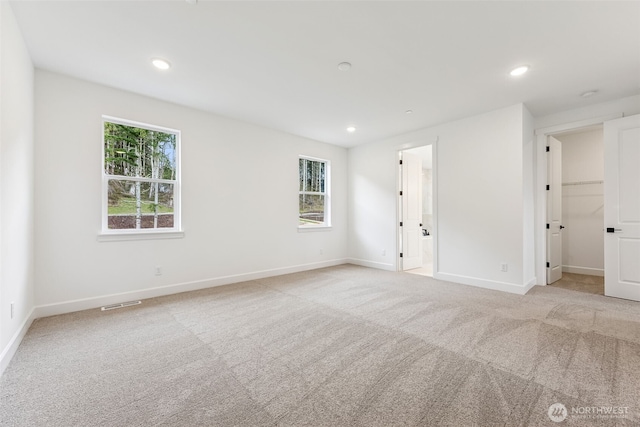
[337,62,352,71]
[346,126,356,133]
[509,65,529,76]
[405,110,413,115]
[152,58,171,70]
[581,90,598,98]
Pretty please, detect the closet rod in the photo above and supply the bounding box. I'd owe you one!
[561,180,604,186]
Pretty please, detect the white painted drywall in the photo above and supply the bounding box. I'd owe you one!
[556,128,605,275]
[348,104,535,294]
[347,138,399,270]
[436,105,527,290]
[522,106,536,285]
[534,95,640,130]
[0,2,36,364]
[34,71,348,308]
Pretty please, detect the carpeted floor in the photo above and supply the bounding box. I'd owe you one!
[1,265,639,426]
[549,272,605,295]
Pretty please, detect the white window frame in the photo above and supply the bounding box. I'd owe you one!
[298,155,331,229]
[100,116,182,240]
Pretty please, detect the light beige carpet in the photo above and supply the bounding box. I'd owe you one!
[1,265,639,426]
[549,273,605,296]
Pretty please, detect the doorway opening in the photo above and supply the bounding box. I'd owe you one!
[399,145,434,277]
[546,125,605,295]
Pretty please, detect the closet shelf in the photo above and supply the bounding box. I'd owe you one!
[561,180,603,186]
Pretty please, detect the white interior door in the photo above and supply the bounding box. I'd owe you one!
[401,152,423,270]
[547,136,563,284]
[604,115,640,301]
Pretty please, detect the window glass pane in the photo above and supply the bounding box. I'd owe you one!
[299,194,325,226]
[299,158,325,193]
[311,162,324,193]
[299,158,305,191]
[108,179,174,229]
[104,122,177,180]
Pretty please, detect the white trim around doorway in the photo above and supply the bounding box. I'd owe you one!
[395,139,439,276]
[533,113,622,286]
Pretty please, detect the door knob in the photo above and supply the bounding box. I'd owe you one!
[560,225,565,229]
[606,227,622,233]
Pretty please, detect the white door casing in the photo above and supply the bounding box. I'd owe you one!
[547,136,563,284]
[401,152,423,270]
[604,115,640,301]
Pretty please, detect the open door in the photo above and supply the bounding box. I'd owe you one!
[401,152,423,270]
[547,136,564,284]
[604,115,640,301]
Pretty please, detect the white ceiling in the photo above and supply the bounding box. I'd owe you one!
[10,1,640,147]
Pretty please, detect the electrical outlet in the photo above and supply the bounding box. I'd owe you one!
[155,266,162,276]
[382,249,386,256]
[500,263,508,272]
[319,248,323,255]
[10,302,15,319]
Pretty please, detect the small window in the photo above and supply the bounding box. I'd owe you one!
[102,117,180,233]
[299,156,330,227]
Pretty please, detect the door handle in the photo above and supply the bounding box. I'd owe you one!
[560,225,565,230]
[606,228,622,233]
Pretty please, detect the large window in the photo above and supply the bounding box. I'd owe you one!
[299,156,330,228]
[102,117,180,233]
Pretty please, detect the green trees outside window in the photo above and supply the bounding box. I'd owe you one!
[299,157,329,227]
[103,119,179,230]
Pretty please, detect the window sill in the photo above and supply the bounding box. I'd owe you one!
[98,230,185,242]
[297,226,332,233]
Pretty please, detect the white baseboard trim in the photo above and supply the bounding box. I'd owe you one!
[524,277,538,294]
[0,307,36,376]
[34,259,349,319]
[346,258,395,271]
[434,272,533,295]
[562,265,604,277]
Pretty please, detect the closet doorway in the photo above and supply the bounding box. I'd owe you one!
[546,125,605,295]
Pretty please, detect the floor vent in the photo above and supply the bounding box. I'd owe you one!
[101,300,142,311]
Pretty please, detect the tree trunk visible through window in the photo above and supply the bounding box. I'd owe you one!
[299,157,327,226]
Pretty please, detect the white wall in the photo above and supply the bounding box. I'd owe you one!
[522,106,536,286]
[534,95,640,130]
[557,128,604,275]
[348,104,535,294]
[347,136,400,271]
[34,71,348,313]
[0,2,36,372]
